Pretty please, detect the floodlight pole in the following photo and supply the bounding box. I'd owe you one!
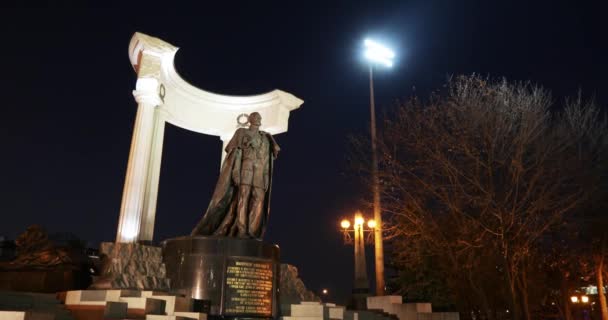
[368,64,385,296]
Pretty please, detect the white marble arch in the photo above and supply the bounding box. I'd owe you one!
[116,32,303,243]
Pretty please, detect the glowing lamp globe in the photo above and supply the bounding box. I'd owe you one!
[341,220,351,229]
[355,216,365,226]
[367,219,377,229]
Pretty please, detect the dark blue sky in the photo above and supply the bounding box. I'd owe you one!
[1,1,606,304]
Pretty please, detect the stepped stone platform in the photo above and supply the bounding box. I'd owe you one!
[278,298,458,320]
[280,301,398,320]
[367,296,458,320]
[62,289,207,320]
[0,289,208,320]
[0,291,74,320]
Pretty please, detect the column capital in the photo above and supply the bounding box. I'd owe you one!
[133,90,162,107]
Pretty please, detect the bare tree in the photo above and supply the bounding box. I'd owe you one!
[351,75,608,320]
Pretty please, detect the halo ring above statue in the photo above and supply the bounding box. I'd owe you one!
[237,113,250,126]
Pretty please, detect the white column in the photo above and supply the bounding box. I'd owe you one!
[116,80,162,243]
[139,110,165,241]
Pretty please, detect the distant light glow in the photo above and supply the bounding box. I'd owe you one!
[581,295,589,303]
[571,296,579,303]
[322,289,328,295]
[364,38,395,68]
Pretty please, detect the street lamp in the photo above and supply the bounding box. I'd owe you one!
[570,294,591,319]
[364,39,395,67]
[340,211,376,309]
[363,38,394,296]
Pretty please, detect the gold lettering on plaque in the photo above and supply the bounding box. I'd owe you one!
[224,259,274,316]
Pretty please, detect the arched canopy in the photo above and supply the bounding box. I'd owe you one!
[128,32,303,140]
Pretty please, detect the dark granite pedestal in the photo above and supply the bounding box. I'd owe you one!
[162,236,280,319]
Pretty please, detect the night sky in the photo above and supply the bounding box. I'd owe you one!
[1,1,606,304]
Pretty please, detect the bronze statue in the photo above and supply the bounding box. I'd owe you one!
[191,112,280,239]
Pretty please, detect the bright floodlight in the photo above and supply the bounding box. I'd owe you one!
[571,296,579,303]
[364,39,395,67]
[581,295,589,303]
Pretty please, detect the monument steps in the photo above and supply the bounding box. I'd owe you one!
[0,291,75,320]
[366,308,400,320]
[280,298,459,320]
[280,301,397,320]
[57,289,208,320]
[366,296,459,320]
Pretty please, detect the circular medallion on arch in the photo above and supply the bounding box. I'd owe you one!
[237,113,250,127]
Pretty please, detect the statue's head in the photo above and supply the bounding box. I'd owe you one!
[249,112,262,126]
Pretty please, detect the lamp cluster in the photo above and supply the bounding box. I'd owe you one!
[340,217,377,230]
[570,295,590,304]
[339,212,377,245]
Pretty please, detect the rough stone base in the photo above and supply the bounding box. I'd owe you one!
[280,264,320,305]
[90,242,169,290]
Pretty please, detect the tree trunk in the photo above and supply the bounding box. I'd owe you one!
[560,275,573,320]
[517,266,531,320]
[597,237,608,320]
[503,254,521,320]
[467,271,494,320]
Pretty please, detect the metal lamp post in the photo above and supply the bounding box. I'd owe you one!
[363,38,394,296]
[341,211,376,309]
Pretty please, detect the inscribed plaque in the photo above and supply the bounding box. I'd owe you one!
[223,258,274,317]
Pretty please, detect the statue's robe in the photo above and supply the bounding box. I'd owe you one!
[191,128,278,239]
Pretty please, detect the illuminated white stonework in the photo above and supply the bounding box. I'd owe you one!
[115,32,303,243]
